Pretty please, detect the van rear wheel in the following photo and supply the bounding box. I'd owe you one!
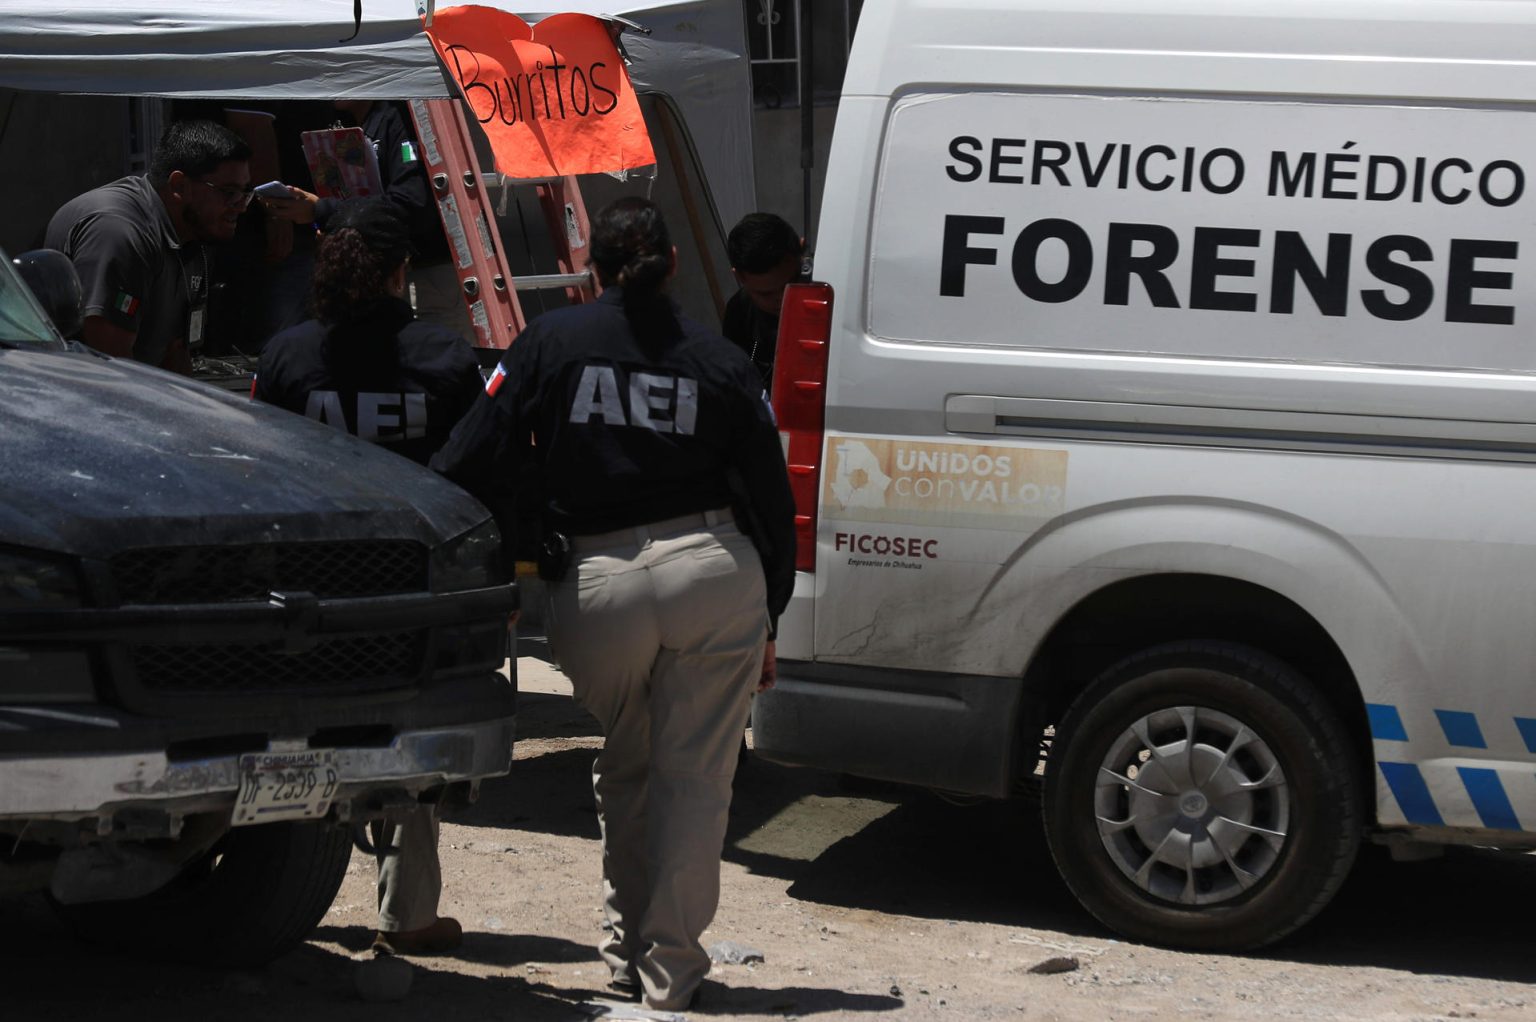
[1043,641,1361,951]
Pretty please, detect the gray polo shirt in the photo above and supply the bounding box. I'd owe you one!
[45,175,205,366]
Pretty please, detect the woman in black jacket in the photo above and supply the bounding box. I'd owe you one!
[254,198,482,463]
[255,198,481,957]
[431,197,795,1011]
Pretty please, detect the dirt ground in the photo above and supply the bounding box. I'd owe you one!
[5,643,1536,1022]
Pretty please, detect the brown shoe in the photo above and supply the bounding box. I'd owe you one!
[371,917,463,956]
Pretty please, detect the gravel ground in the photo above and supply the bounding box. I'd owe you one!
[4,645,1535,1021]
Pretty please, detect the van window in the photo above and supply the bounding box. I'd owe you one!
[868,92,1536,374]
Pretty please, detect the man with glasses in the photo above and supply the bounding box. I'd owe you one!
[45,120,252,374]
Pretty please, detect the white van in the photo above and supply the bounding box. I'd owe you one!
[751,0,1536,951]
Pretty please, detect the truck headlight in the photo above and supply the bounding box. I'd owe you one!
[0,548,79,608]
[0,549,94,702]
[431,519,506,592]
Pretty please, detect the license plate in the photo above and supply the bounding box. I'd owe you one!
[232,749,339,826]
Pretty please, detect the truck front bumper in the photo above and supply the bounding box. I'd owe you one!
[0,715,516,822]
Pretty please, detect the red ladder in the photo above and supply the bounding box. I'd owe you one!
[408,98,600,349]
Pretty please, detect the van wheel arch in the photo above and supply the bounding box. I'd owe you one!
[1016,573,1372,805]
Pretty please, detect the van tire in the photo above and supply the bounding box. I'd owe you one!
[1043,641,1361,951]
[53,820,353,966]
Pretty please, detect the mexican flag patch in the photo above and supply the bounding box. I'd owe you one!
[113,291,140,316]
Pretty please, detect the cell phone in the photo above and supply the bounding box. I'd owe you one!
[254,180,293,200]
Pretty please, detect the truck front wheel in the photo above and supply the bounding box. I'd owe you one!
[1043,641,1361,950]
[54,819,353,966]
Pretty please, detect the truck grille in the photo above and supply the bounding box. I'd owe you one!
[110,541,428,604]
[131,631,427,694]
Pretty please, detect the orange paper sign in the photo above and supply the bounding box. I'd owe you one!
[425,7,656,178]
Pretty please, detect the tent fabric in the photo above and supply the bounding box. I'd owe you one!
[0,0,755,231]
[0,3,455,100]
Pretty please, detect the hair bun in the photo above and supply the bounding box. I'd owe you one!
[619,251,670,293]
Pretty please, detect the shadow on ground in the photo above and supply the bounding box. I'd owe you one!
[0,886,898,1022]
[1272,844,1536,982]
[9,640,1533,1007]
[481,656,1536,985]
[0,896,593,1022]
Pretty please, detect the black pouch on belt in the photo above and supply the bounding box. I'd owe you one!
[537,530,572,582]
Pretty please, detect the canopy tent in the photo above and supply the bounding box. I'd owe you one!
[0,0,755,232]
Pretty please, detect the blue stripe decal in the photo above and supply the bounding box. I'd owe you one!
[1435,710,1487,749]
[1367,703,1408,741]
[1379,762,1445,825]
[1515,717,1536,754]
[1457,767,1522,831]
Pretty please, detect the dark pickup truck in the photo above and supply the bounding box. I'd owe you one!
[0,250,518,963]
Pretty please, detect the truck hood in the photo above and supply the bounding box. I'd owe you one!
[0,346,489,557]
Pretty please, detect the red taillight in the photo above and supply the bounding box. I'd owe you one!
[772,282,833,573]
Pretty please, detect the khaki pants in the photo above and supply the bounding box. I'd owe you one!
[547,510,767,1011]
[371,806,441,932]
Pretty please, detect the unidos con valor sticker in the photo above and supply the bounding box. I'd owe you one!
[822,437,1066,531]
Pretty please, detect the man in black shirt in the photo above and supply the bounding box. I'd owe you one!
[45,121,252,373]
[720,212,805,392]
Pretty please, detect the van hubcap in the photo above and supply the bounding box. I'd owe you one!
[1093,705,1290,905]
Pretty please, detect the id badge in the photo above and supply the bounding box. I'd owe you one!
[188,306,205,350]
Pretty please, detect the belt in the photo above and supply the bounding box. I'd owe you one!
[570,508,734,551]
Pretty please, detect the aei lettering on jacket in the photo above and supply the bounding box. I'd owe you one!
[305,391,429,443]
[568,365,698,435]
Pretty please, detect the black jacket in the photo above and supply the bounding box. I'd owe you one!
[431,289,796,629]
[314,103,449,264]
[720,288,778,391]
[254,297,483,467]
